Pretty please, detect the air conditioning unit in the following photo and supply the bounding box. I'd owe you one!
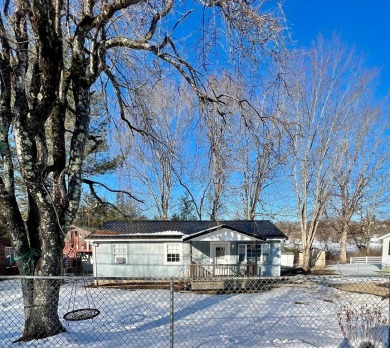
[115,257,126,264]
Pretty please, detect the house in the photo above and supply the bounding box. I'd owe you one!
[0,237,12,275]
[63,226,93,274]
[87,220,287,278]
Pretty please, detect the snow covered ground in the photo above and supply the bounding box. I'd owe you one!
[285,238,383,256]
[326,263,384,276]
[0,277,388,347]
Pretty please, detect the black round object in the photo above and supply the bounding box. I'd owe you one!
[63,308,100,321]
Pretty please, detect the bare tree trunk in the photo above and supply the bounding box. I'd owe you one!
[301,241,311,271]
[19,278,66,341]
[339,223,349,264]
[14,219,66,341]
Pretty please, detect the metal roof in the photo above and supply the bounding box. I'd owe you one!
[88,220,287,240]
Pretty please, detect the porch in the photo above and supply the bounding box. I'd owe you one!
[187,238,269,278]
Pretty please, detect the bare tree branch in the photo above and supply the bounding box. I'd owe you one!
[83,178,143,203]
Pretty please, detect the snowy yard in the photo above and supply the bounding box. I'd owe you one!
[0,276,389,347]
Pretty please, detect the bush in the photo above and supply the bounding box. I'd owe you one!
[337,301,388,347]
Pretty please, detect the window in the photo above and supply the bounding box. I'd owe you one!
[388,241,390,255]
[246,244,261,263]
[238,244,246,262]
[262,244,270,263]
[238,243,270,264]
[166,244,181,263]
[113,244,127,264]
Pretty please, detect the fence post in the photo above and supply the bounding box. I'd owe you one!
[388,276,390,348]
[170,278,174,348]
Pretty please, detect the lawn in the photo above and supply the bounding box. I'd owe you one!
[0,277,388,347]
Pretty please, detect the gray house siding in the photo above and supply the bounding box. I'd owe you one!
[93,241,190,277]
[191,241,210,264]
[93,240,281,277]
[263,241,281,277]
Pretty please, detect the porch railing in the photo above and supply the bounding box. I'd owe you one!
[190,264,261,278]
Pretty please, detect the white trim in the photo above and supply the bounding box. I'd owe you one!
[210,242,231,265]
[191,228,258,242]
[379,232,390,240]
[164,242,183,265]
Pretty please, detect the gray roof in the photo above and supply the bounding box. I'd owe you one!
[89,220,287,240]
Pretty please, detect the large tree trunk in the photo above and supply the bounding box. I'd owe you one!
[18,278,66,341]
[15,221,67,342]
[301,242,311,271]
[339,223,348,264]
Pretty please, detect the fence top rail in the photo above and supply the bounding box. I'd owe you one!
[350,256,383,259]
[1,274,390,281]
[0,275,95,280]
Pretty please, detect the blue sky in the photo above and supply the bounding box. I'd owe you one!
[98,1,390,219]
[285,0,390,97]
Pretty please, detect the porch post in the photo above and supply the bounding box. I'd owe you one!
[254,240,258,276]
[190,241,193,278]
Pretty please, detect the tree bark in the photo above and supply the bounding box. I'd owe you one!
[301,242,311,271]
[338,222,349,264]
[18,278,66,341]
[15,219,66,341]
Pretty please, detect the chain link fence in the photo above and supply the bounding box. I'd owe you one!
[0,275,389,347]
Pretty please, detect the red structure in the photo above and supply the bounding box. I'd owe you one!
[1,227,93,275]
[63,226,93,273]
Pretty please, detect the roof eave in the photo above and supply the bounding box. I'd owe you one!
[183,225,266,241]
[86,235,183,240]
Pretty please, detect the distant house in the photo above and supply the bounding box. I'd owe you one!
[0,237,12,275]
[63,226,93,273]
[0,227,93,275]
[87,220,288,278]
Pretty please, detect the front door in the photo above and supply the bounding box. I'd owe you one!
[211,243,230,275]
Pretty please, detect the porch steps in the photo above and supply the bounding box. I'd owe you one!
[191,280,225,291]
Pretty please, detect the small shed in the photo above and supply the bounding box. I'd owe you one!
[379,233,390,266]
[298,248,326,269]
[281,252,295,268]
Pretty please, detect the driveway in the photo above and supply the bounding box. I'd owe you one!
[325,263,384,276]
